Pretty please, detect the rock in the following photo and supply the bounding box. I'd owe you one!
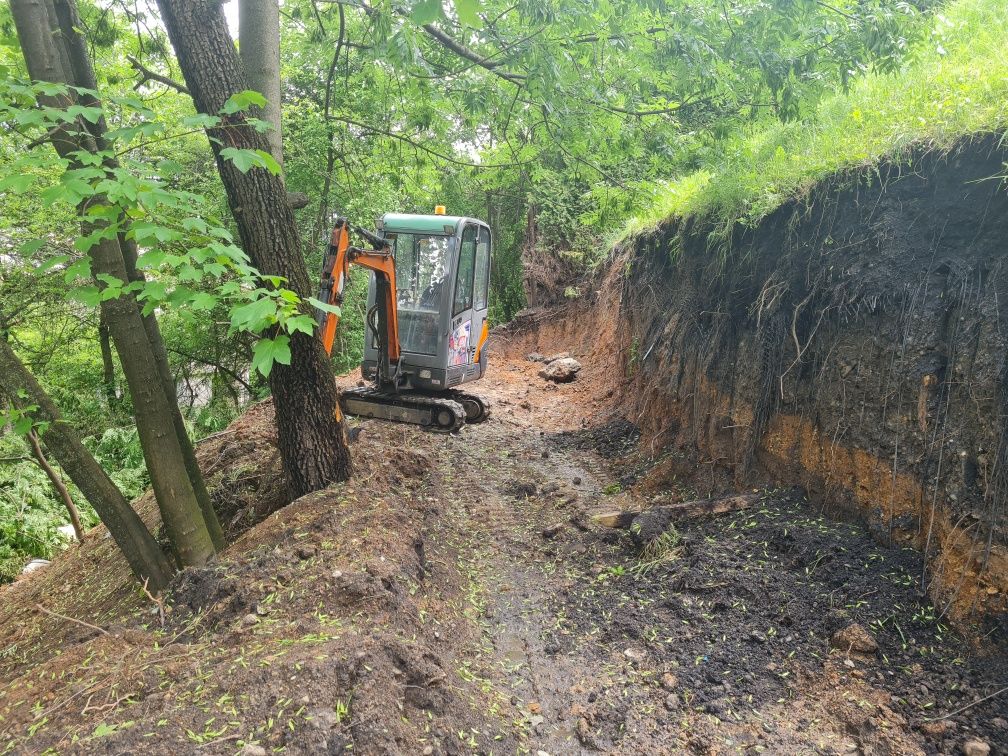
[572,476,582,485]
[992,717,1008,730]
[422,747,434,755]
[241,613,259,627]
[575,717,597,748]
[830,623,878,654]
[527,352,546,362]
[545,352,570,363]
[962,739,990,756]
[296,544,316,560]
[661,673,679,691]
[664,693,680,711]
[539,357,582,383]
[920,720,952,739]
[623,647,645,662]
[542,523,564,540]
[241,746,267,756]
[21,558,50,575]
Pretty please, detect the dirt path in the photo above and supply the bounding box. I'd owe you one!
[427,355,1007,755]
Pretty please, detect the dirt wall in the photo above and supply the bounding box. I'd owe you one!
[502,134,1008,628]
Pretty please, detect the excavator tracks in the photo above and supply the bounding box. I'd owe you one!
[340,387,466,432]
[339,387,490,432]
[445,390,490,424]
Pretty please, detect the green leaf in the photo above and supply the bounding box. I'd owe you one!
[181,113,221,129]
[411,0,444,25]
[453,0,482,28]
[18,239,46,256]
[220,147,259,173]
[250,335,291,378]
[307,297,342,316]
[37,254,69,272]
[230,296,279,332]
[0,174,35,193]
[66,104,104,124]
[286,314,317,337]
[68,285,102,306]
[222,90,267,115]
[190,292,218,311]
[63,258,92,281]
[254,149,282,175]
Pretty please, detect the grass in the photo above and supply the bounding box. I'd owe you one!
[619,0,1008,243]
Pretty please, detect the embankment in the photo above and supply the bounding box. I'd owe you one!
[504,134,1008,628]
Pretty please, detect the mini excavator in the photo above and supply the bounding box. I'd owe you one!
[315,208,491,432]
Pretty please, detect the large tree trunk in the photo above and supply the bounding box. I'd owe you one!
[238,0,283,167]
[11,0,218,567]
[156,0,353,497]
[0,337,175,591]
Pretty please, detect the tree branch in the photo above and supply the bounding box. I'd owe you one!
[420,23,526,84]
[127,55,190,95]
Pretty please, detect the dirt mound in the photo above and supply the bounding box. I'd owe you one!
[0,403,514,755]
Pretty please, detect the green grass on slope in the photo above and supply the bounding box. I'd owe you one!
[621,0,1008,243]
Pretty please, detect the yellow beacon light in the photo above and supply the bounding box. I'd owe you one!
[434,205,446,215]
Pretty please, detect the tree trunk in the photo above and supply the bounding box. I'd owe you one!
[26,429,84,542]
[51,0,224,549]
[98,312,117,407]
[156,0,353,497]
[238,0,283,167]
[0,337,174,591]
[11,0,218,566]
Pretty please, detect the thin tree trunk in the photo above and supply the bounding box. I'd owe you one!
[157,0,353,497]
[26,429,84,542]
[11,0,217,566]
[0,337,174,591]
[239,0,283,167]
[98,312,117,407]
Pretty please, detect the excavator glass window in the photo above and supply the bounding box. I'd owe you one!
[390,233,451,355]
[474,227,490,311]
[454,226,477,315]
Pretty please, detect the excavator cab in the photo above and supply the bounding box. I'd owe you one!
[362,212,491,393]
[316,210,491,432]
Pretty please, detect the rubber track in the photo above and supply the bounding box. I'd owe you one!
[340,386,466,432]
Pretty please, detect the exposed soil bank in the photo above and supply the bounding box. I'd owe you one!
[504,134,1008,631]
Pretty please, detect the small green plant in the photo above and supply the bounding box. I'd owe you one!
[602,482,622,495]
[627,337,640,377]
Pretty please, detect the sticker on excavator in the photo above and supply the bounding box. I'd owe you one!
[448,321,471,366]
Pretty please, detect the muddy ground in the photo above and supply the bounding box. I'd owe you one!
[0,350,1006,755]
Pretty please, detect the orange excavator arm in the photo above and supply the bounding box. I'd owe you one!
[317,219,401,376]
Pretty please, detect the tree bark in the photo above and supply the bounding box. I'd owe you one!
[238,0,284,167]
[12,0,218,566]
[156,0,353,497]
[26,429,84,542]
[0,337,174,591]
